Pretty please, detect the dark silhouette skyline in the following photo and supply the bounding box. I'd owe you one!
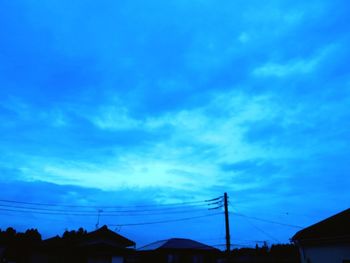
[0,226,300,263]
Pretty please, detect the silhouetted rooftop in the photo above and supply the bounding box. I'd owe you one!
[84,225,135,248]
[292,208,350,245]
[139,238,218,251]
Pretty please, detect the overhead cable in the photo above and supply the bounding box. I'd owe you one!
[0,197,222,209]
[108,212,222,226]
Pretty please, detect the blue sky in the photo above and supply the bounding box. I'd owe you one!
[0,0,350,248]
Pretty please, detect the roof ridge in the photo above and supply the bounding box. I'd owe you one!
[292,208,350,242]
[138,239,169,250]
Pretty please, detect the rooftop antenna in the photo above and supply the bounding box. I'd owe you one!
[95,209,103,229]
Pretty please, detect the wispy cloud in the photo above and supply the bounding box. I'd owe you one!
[252,44,336,78]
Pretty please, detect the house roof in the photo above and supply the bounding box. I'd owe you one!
[139,238,218,251]
[292,208,350,245]
[43,226,135,248]
[85,225,135,248]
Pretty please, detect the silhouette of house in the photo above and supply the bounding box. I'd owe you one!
[292,208,350,263]
[81,225,135,263]
[43,225,135,263]
[137,238,221,263]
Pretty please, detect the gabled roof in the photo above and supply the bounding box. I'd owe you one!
[84,225,135,248]
[139,238,218,251]
[43,226,135,249]
[292,208,350,245]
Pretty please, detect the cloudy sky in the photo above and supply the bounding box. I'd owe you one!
[0,0,349,248]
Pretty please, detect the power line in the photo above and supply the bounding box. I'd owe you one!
[0,203,214,215]
[0,205,221,217]
[0,208,103,217]
[108,212,222,226]
[244,217,280,243]
[0,197,222,209]
[0,196,224,218]
[205,197,224,202]
[231,212,303,229]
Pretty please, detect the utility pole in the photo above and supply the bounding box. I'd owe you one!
[224,192,231,253]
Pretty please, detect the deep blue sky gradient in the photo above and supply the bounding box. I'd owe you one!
[0,0,350,248]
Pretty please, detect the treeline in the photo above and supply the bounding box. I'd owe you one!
[0,227,90,245]
[0,227,41,244]
[0,227,300,263]
[0,227,90,263]
[229,243,300,263]
[0,227,42,262]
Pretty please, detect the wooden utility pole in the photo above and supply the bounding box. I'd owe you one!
[224,192,231,253]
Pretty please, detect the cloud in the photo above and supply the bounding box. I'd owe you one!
[1,0,350,245]
[0,90,283,195]
[90,105,141,131]
[252,44,335,78]
[221,160,281,174]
